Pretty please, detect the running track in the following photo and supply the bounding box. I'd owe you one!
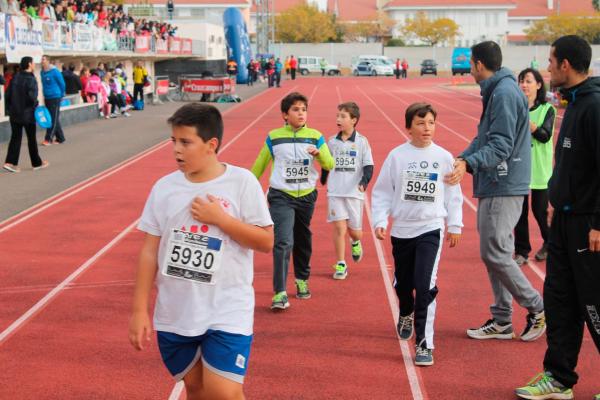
[0,76,596,399]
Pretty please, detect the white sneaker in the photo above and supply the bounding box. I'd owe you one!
[123,112,131,117]
[520,311,546,342]
[467,319,514,340]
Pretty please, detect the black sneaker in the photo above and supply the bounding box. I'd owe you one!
[520,311,546,342]
[466,318,514,340]
[415,342,433,366]
[514,254,528,266]
[397,313,414,340]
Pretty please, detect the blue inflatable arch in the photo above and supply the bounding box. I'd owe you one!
[223,7,252,84]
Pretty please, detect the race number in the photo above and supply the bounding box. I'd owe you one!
[401,171,439,202]
[334,150,357,172]
[283,158,310,183]
[162,229,223,285]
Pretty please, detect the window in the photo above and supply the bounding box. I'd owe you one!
[190,8,205,18]
[210,35,215,43]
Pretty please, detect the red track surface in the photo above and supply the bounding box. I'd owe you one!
[0,76,596,400]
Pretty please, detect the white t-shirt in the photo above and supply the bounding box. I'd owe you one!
[371,142,463,238]
[138,164,273,336]
[326,131,374,200]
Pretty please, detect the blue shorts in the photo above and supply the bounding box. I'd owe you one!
[157,330,253,384]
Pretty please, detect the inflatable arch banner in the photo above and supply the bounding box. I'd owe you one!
[223,7,252,84]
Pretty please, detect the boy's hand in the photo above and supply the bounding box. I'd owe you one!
[447,233,461,248]
[129,311,152,351]
[191,195,227,226]
[375,227,386,240]
[358,184,365,192]
[307,146,320,156]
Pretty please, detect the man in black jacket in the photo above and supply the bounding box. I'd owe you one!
[3,57,49,173]
[516,35,600,400]
[62,63,82,97]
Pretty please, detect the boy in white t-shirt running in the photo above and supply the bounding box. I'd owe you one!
[128,103,274,400]
[371,103,463,367]
[320,102,374,279]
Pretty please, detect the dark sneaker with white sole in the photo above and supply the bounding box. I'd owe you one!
[467,318,514,340]
[415,341,433,366]
[515,254,528,266]
[534,244,548,261]
[397,313,414,340]
[520,311,546,341]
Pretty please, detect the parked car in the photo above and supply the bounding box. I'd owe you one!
[297,56,340,75]
[352,60,394,76]
[452,47,471,75]
[351,55,393,71]
[420,59,438,76]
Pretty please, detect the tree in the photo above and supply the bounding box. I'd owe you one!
[274,4,337,43]
[594,0,600,12]
[525,14,600,43]
[401,12,460,46]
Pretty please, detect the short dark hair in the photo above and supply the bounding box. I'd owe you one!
[68,63,76,71]
[405,102,437,129]
[167,103,224,152]
[281,92,308,113]
[338,102,360,126]
[518,68,547,105]
[471,41,502,72]
[551,35,591,74]
[20,56,33,70]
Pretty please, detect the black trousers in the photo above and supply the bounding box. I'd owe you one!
[392,229,442,348]
[267,188,317,293]
[44,98,65,143]
[543,212,600,388]
[291,68,296,80]
[275,72,281,87]
[5,121,42,167]
[515,190,550,257]
[133,83,144,103]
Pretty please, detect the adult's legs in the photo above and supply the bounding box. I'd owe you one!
[24,122,42,168]
[514,194,532,258]
[477,196,544,324]
[45,98,65,143]
[5,121,24,166]
[133,83,144,102]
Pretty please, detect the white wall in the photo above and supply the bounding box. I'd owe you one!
[175,21,226,60]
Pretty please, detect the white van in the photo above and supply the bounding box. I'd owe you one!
[297,56,341,76]
[351,55,394,76]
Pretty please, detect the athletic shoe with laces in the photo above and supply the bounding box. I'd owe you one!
[332,262,347,280]
[414,341,433,366]
[466,318,514,340]
[270,292,290,310]
[3,163,20,173]
[515,372,573,399]
[535,244,548,261]
[295,279,311,299]
[397,313,414,340]
[594,394,600,400]
[520,310,546,341]
[351,240,363,262]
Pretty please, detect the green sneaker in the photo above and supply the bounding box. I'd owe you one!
[351,240,363,262]
[332,262,347,280]
[270,292,290,310]
[295,279,311,299]
[594,395,600,400]
[515,372,573,399]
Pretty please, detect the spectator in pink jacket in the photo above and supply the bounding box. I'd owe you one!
[85,69,102,103]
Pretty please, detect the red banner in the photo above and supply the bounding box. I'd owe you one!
[180,78,233,94]
[181,38,192,55]
[169,37,181,54]
[156,79,170,95]
[156,38,168,54]
[135,34,150,53]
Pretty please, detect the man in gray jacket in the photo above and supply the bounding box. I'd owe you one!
[445,41,546,342]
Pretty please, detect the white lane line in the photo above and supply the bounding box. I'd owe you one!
[348,86,427,400]
[0,87,276,233]
[168,382,185,400]
[0,218,139,344]
[0,87,292,349]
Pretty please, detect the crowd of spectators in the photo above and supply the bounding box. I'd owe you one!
[0,0,177,40]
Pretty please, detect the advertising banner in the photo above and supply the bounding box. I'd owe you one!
[156,78,169,95]
[180,78,233,94]
[59,22,73,50]
[73,23,93,51]
[5,15,43,63]
[169,37,181,54]
[181,38,192,55]
[156,38,168,54]
[42,20,60,49]
[0,13,5,49]
[135,34,150,53]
